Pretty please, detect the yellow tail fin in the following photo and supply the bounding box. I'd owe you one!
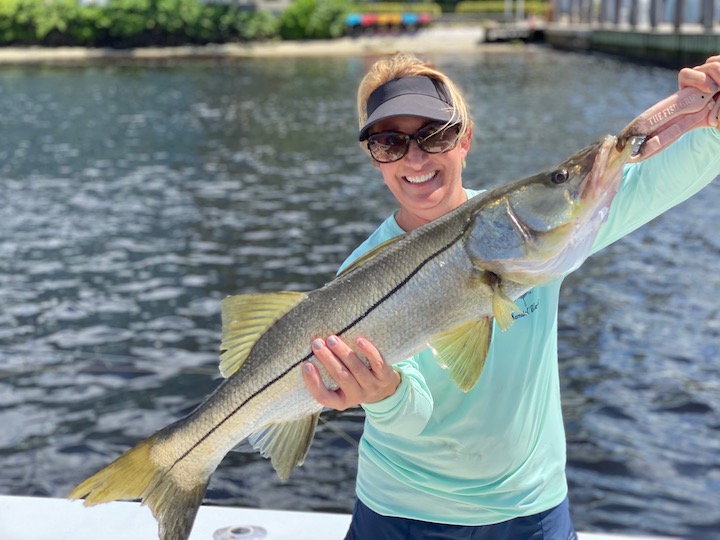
[69,434,208,540]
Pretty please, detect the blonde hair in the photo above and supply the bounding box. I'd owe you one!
[356,52,473,142]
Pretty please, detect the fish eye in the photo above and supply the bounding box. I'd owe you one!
[551,169,569,184]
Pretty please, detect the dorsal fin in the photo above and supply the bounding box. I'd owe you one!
[219,291,307,377]
[429,318,493,392]
[248,413,320,481]
[336,234,407,279]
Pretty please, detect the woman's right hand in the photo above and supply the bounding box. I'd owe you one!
[302,335,401,411]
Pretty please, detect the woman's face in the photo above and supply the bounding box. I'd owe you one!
[369,115,472,232]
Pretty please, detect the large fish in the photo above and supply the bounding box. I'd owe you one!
[69,133,638,540]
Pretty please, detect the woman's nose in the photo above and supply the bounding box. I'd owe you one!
[404,140,429,165]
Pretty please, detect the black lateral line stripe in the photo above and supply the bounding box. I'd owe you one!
[170,230,465,470]
[335,231,464,338]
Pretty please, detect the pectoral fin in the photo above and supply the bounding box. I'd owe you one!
[248,413,321,481]
[219,291,307,377]
[491,283,522,332]
[430,318,493,392]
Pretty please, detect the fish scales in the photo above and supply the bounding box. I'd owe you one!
[158,210,502,470]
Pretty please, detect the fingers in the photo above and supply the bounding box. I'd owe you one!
[301,335,400,411]
[356,337,398,383]
[712,92,720,128]
[302,361,347,410]
[679,55,720,94]
[318,335,375,388]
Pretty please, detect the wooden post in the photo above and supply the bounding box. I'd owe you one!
[585,0,595,24]
[673,0,685,31]
[649,0,662,29]
[614,0,623,24]
[599,0,609,24]
[702,0,714,32]
[552,0,562,23]
[605,0,613,24]
[630,0,638,27]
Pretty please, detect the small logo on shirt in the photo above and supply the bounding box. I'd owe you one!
[511,291,539,320]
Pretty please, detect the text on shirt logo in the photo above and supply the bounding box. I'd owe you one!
[511,291,539,321]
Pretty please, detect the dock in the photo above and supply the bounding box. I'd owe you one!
[544,0,720,66]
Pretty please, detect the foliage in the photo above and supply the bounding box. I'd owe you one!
[0,0,457,47]
[349,2,442,15]
[0,0,279,47]
[456,0,548,15]
[278,0,348,40]
[0,0,81,44]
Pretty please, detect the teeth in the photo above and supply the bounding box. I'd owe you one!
[405,171,436,184]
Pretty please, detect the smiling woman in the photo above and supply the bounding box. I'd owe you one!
[368,114,471,231]
[353,64,475,232]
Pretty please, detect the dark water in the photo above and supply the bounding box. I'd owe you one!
[1,48,718,538]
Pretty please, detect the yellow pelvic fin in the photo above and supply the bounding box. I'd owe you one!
[248,412,321,481]
[491,283,522,332]
[68,434,208,540]
[429,318,493,392]
[219,291,307,377]
[336,234,406,278]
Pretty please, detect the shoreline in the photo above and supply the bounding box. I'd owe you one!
[0,26,540,64]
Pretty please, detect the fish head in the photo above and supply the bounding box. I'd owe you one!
[467,134,639,285]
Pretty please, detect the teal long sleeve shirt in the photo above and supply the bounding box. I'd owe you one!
[338,128,720,525]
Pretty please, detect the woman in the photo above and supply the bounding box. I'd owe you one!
[302,52,720,540]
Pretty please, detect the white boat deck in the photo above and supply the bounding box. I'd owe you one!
[0,495,677,540]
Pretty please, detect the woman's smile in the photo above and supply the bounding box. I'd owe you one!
[404,170,439,184]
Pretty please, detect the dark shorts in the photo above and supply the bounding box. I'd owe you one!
[344,497,578,540]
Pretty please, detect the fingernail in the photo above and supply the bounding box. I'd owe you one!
[357,338,367,349]
[312,339,323,350]
[303,362,313,374]
[327,335,338,347]
[710,81,719,92]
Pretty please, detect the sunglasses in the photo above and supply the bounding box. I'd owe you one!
[366,122,461,163]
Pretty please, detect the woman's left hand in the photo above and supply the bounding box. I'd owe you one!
[679,55,720,129]
[679,54,720,94]
[622,54,720,160]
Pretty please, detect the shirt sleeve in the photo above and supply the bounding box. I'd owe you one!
[360,359,434,436]
[592,127,720,253]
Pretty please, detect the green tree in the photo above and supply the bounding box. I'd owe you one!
[278,0,348,40]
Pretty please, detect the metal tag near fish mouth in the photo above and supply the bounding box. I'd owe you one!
[629,136,647,157]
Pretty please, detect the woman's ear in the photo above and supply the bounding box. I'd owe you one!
[459,125,473,159]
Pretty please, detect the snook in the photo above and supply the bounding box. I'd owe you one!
[70,134,637,540]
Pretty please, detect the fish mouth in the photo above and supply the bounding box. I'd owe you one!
[582,135,636,202]
[404,170,438,184]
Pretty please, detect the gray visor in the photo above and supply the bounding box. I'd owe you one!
[359,76,454,141]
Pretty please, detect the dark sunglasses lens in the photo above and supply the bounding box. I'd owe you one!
[367,132,408,163]
[418,124,460,154]
[367,124,460,162]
